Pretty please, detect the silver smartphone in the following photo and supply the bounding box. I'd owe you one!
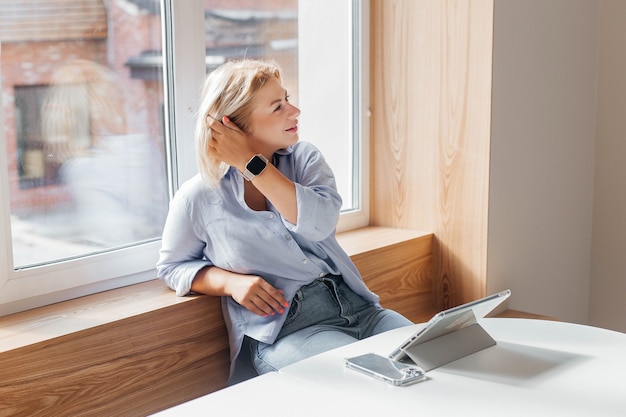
[344,353,426,386]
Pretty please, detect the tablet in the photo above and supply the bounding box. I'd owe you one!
[388,289,511,365]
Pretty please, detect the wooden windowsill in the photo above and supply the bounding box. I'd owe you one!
[0,226,432,355]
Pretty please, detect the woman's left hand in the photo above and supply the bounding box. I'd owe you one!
[206,115,253,172]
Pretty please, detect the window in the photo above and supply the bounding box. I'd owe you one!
[0,0,368,316]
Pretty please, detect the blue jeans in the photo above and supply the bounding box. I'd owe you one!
[250,275,412,374]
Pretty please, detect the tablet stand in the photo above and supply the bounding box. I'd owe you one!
[402,322,496,372]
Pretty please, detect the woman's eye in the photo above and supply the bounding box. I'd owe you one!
[274,95,290,112]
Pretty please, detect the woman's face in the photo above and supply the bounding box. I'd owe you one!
[247,77,300,154]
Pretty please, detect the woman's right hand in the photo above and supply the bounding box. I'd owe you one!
[191,266,289,317]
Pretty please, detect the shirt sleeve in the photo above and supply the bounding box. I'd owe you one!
[280,142,342,242]
[156,190,212,296]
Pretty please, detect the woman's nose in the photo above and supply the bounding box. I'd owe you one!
[289,102,301,118]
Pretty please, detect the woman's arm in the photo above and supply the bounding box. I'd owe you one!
[191,266,289,317]
[157,184,288,316]
[246,162,297,224]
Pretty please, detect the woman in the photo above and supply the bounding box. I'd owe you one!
[157,59,412,383]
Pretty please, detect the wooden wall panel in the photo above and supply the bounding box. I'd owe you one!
[370,0,494,309]
[339,227,434,322]
[0,288,230,417]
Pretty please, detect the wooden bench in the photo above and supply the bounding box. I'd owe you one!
[0,227,433,417]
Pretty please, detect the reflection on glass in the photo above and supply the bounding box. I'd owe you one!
[4,1,167,267]
[41,60,168,247]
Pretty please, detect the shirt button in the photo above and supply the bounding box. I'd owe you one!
[268,213,274,219]
[285,234,292,241]
[302,259,308,264]
[319,272,325,278]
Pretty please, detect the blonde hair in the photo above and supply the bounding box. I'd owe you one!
[195,59,282,186]
[41,59,126,163]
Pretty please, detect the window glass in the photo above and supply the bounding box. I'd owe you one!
[2,1,168,268]
[297,0,363,218]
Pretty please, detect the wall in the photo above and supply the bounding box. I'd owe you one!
[488,0,598,324]
[590,0,626,332]
[371,0,625,329]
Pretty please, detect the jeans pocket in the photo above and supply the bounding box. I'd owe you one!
[281,292,302,329]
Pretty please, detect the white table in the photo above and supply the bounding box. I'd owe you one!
[152,319,626,416]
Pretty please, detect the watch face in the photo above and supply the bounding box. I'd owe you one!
[247,155,267,175]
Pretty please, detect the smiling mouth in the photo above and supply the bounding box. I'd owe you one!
[285,124,298,133]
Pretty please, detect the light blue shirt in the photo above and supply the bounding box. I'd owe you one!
[156,141,380,374]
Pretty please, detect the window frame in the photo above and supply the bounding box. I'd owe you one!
[0,0,370,316]
[337,0,370,232]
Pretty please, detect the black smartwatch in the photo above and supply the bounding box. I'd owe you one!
[243,154,268,181]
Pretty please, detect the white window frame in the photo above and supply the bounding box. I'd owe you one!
[0,0,369,316]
